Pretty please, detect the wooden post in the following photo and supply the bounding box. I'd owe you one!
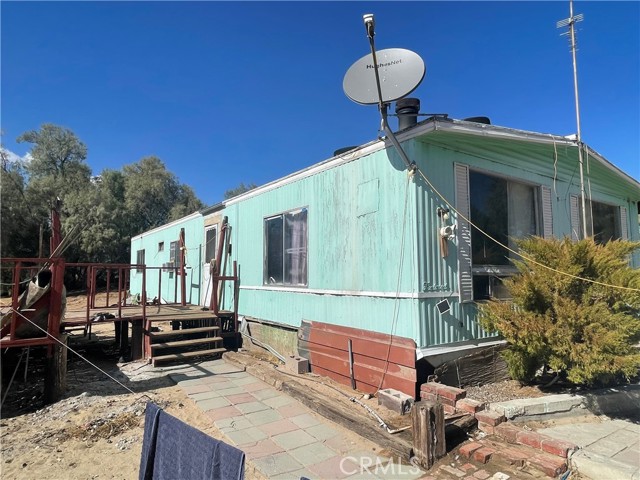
[117,320,129,360]
[131,319,143,360]
[179,228,186,306]
[411,401,446,470]
[44,334,68,404]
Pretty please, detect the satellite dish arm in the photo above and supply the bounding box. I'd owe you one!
[362,14,413,169]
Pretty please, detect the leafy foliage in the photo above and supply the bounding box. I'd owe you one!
[2,125,205,273]
[224,182,257,199]
[478,236,640,386]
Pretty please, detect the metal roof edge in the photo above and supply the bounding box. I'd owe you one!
[224,138,387,206]
[131,211,202,242]
[430,119,640,191]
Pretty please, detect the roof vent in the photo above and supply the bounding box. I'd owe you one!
[333,146,358,157]
[463,116,491,125]
[395,98,421,130]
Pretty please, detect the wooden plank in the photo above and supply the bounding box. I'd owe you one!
[311,364,416,396]
[151,337,223,349]
[299,340,417,381]
[300,321,416,368]
[152,347,226,366]
[149,326,219,338]
[279,380,413,460]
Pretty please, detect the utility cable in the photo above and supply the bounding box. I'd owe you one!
[377,174,411,393]
[413,166,639,293]
[7,308,136,395]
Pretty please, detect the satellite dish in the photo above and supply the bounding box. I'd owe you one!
[343,48,425,105]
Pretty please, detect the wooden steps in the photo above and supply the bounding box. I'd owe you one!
[152,348,227,366]
[151,336,223,349]
[147,316,226,366]
[150,326,219,338]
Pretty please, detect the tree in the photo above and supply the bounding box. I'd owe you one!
[224,182,257,200]
[17,123,88,179]
[1,147,39,258]
[123,156,204,235]
[478,236,640,386]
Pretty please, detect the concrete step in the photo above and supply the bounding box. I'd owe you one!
[152,347,227,367]
[151,336,223,350]
[149,326,220,338]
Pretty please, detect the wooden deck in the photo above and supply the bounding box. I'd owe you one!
[62,304,218,326]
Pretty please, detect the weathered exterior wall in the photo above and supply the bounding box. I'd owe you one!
[130,213,204,304]
[222,145,422,344]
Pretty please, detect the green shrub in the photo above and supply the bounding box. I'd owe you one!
[478,237,640,386]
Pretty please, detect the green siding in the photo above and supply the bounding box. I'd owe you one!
[130,214,204,304]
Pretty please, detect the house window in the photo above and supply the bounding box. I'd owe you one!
[572,197,625,244]
[264,208,308,286]
[469,170,539,300]
[169,241,179,278]
[158,241,164,252]
[136,249,145,273]
[205,226,218,263]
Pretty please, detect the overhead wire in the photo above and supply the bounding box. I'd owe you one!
[376,173,412,393]
[412,164,639,293]
[7,308,136,395]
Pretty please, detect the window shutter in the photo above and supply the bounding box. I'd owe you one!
[541,186,553,239]
[620,206,629,240]
[570,195,581,241]
[455,163,473,303]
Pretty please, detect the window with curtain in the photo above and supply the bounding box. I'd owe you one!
[469,170,539,300]
[264,208,308,286]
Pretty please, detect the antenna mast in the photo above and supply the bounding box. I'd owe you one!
[558,0,588,239]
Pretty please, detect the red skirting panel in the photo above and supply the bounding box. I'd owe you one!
[298,320,417,397]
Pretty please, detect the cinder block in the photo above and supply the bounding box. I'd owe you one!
[284,355,309,374]
[378,388,414,415]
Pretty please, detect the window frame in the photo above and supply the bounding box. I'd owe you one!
[169,240,179,279]
[204,225,218,263]
[573,197,623,244]
[136,249,145,273]
[263,207,308,287]
[458,165,548,302]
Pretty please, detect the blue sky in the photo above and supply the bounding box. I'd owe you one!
[2,1,638,207]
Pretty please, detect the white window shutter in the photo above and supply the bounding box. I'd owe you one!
[570,195,581,241]
[620,206,629,240]
[541,186,553,239]
[455,164,473,303]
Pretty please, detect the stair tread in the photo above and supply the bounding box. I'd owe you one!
[151,337,223,349]
[152,348,227,365]
[149,326,220,338]
[145,313,218,322]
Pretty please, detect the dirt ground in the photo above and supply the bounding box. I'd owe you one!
[0,292,583,480]
[0,325,236,480]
